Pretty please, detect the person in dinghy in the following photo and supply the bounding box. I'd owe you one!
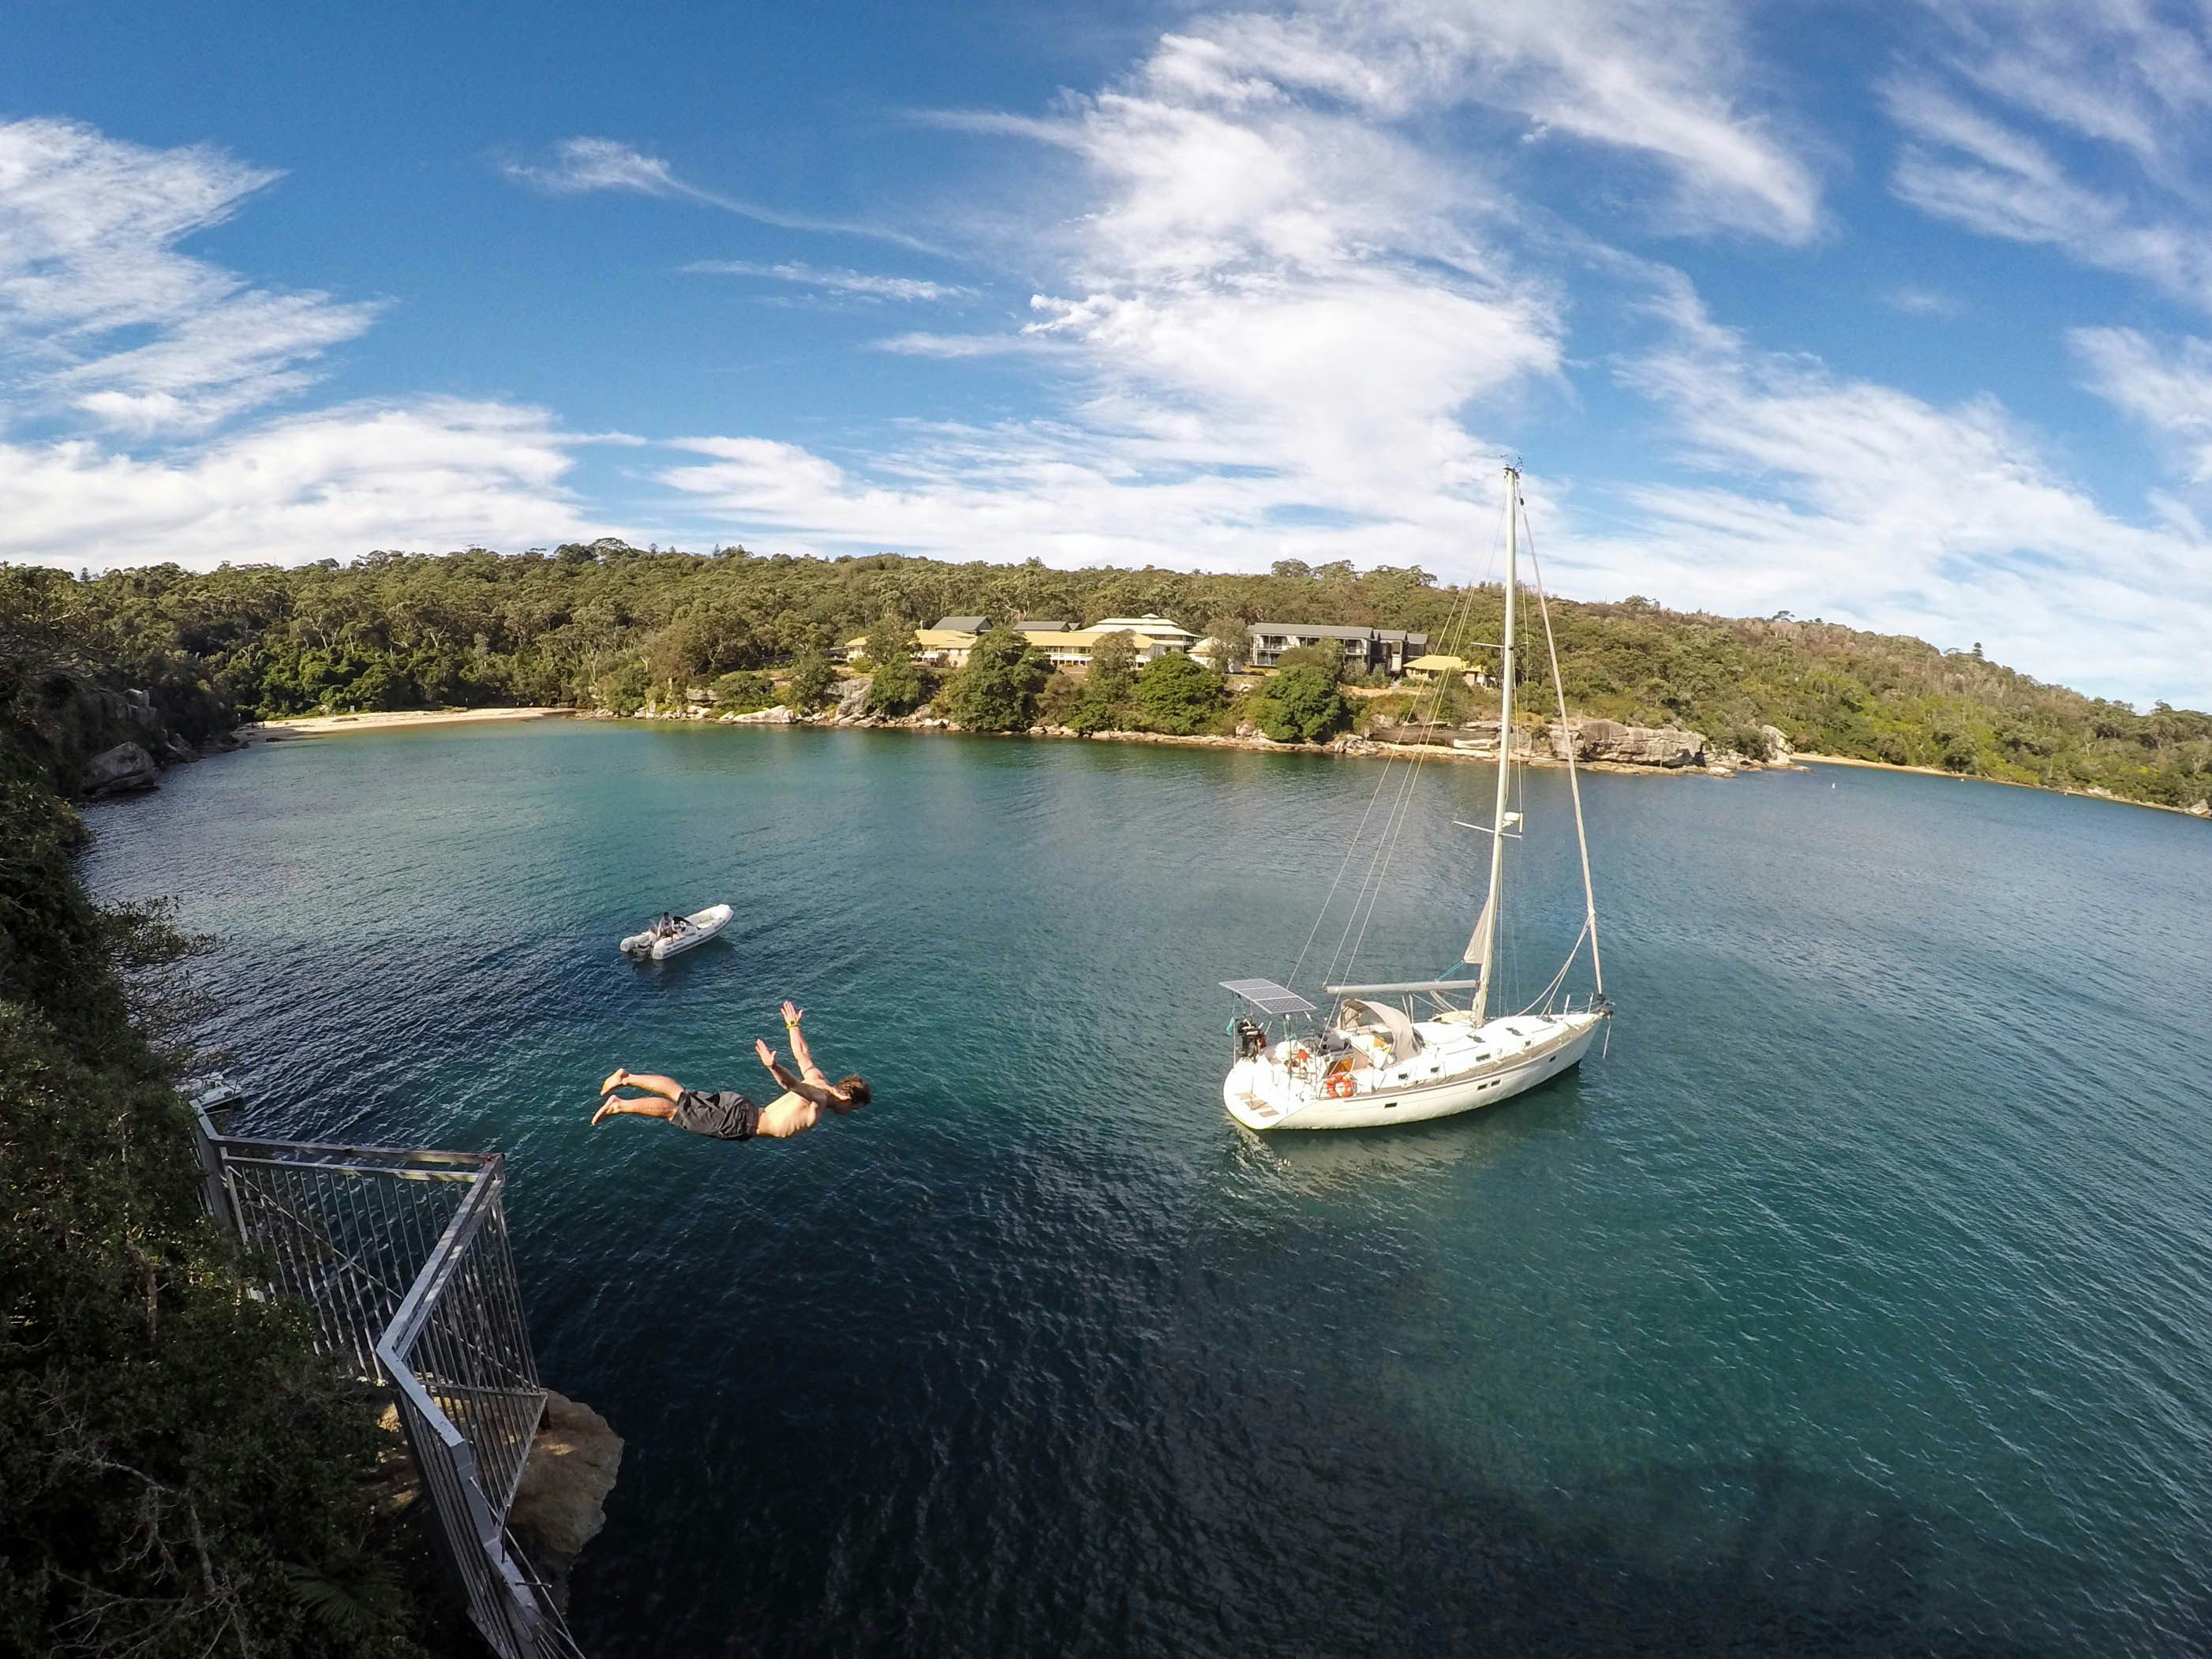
[590,1002,870,1141]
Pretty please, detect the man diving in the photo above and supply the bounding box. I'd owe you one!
[591,1002,870,1141]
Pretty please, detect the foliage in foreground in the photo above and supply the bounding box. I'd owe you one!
[0,646,423,1655]
[16,546,2212,809]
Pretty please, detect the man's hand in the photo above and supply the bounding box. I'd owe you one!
[755,1037,778,1069]
[781,1000,803,1027]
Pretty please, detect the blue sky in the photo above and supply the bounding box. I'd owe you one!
[6,0,2212,705]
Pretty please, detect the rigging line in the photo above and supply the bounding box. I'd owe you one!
[1285,752,1404,992]
[1295,500,1494,993]
[1338,734,1431,984]
[1516,918,1589,1015]
[1325,738,1425,989]
[1332,509,1498,987]
[1519,496,1605,998]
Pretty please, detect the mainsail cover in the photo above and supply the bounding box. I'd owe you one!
[1462,891,1495,965]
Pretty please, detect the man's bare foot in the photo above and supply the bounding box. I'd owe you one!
[592,1099,621,1125]
[599,1067,630,1095]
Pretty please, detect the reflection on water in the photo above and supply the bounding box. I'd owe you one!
[81,722,2212,1657]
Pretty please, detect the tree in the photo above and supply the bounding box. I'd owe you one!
[866,653,931,716]
[861,617,932,714]
[942,627,1049,731]
[1275,642,1346,680]
[1270,559,1312,579]
[1130,652,1228,734]
[784,651,837,713]
[1254,665,1349,743]
[711,670,774,711]
[1203,616,1250,672]
[863,616,917,672]
[1069,631,1138,732]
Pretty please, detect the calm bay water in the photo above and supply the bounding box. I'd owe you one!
[82,721,2212,1657]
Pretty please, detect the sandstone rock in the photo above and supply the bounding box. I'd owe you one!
[507,1391,623,1615]
[1758,724,1794,766]
[833,676,871,720]
[81,741,159,796]
[2189,800,2210,818]
[1549,718,1706,768]
[722,705,795,725]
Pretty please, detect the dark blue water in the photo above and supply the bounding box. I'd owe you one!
[83,722,2212,1656]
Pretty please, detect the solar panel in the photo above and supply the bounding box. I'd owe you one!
[1220,978,1317,1016]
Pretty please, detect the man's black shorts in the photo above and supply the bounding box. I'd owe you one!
[669,1089,761,1140]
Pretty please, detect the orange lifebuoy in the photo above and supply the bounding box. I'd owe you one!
[1324,1073,1356,1099]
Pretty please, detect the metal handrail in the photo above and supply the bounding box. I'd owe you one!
[193,1115,578,1659]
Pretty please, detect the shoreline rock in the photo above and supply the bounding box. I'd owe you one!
[505,1391,623,1616]
[80,740,159,796]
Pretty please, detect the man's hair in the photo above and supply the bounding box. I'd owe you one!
[836,1074,870,1107]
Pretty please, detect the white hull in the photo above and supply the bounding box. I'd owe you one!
[620,902,733,960]
[1225,1009,1604,1131]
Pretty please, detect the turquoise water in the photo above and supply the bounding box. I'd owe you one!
[83,721,2212,1657]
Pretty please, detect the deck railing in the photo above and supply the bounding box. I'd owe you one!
[192,1104,584,1659]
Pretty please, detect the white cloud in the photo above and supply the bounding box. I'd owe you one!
[1566,289,2212,706]
[2072,325,2212,482]
[1886,4,2212,309]
[500,135,681,197]
[0,119,593,569]
[0,118,377,433]
[657,2,1821,595]
[0,399,598,571]
[681,260,971,301]
[501,136,941,251]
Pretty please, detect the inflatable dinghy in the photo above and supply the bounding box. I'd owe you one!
[620,902,733,961]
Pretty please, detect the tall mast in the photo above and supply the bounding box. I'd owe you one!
[1473,465,1518,1023]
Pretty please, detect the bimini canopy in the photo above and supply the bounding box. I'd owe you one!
[1338,998,1423,1062]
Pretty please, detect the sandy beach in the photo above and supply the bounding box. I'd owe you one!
[253,706,571,736]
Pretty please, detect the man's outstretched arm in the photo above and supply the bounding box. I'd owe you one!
[781,1002,829,1085]
[756,1038,837,1108]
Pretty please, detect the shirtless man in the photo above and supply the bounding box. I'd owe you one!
[590,1002,870,1141]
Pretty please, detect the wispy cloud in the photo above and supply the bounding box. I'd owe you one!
[500,136,941,252]
[0,118,378,433]
[1881,284,1961,317]
[1885,3,2212,309]
[681,259,971,301]
[2072,325,2212,482]
[657,1,1824,593]
[0,118,593,567]
[1581,283,2212,705]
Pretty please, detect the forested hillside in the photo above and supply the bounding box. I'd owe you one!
[0,595,425,1654]
[13,541,2212,811]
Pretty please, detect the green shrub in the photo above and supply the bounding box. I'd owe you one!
[597,661,650,715]
[1130,653,1228,735]
[864,653,932,717]
[1255,665,1351,743]
[942,629,1049,732]
[711,670,775,711]
[784,652,838,713]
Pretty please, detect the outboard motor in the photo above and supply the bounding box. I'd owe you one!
[1231,1017,1267,1060]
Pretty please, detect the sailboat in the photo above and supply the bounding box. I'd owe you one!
[1220,466,1611,1131]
